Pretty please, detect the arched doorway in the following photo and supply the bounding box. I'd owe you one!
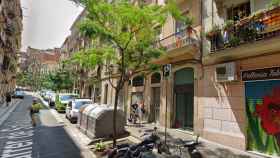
[174,68,194,130]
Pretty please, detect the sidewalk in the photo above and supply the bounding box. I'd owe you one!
[0,99,21,126]
[126,123,271,158]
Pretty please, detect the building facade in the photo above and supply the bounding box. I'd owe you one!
[0,0,22,96]
[64,0,280,156]
[201,0,280,156]
[60,9,101,99]
[26,47,61,74]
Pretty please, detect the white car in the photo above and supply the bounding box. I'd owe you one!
[48,92,56,107]
[66,99,92,123]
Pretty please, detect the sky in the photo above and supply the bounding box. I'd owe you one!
[21,0,84,51]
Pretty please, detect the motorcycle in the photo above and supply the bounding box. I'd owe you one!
[108,127,168,158]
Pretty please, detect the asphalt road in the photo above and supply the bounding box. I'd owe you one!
[0,95,84,158]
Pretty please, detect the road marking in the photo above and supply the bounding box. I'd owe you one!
[0,123,34,158]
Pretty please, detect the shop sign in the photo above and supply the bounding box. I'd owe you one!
[242,67,280,81]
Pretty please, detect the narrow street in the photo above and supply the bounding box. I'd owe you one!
[1,0,280,157]
[0,95,83,158]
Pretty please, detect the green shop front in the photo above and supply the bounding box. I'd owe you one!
[242,67,280,156]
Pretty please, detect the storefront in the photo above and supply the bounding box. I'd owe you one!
[242,67,280,156]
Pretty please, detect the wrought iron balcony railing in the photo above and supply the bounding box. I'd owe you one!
[155,27,197,52]
[209,6,280,52]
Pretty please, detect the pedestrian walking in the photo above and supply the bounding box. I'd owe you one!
[29,98,37,127]
[5,92,11,107]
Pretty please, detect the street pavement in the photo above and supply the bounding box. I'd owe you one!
[0,95,85,158]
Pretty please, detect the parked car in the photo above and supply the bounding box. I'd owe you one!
[43,90,54,101]
[12,88,25,99]
[55,93,79,113]
[39,90,47,97]
[48,92,56,107]
[66,99,93,123]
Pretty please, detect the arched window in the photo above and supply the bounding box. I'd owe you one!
[132,75,144,87]
[151,72,161,84]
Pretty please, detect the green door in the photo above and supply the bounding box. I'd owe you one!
[174,68,194,130]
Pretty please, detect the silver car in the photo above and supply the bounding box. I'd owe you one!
[65,99,92,123]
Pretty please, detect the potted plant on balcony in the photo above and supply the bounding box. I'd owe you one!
[229,36,240,47]
[206,25,222,51]
[223,20,234,46]
[223,20,234,31]
[206,24,220,40]
[185,16,194,36]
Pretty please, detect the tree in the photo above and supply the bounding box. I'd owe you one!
[72,0,185,147]
[268,0,280,8]
[50,68,74,92]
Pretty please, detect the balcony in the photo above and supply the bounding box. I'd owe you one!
[204,6,280,64]
[153,27,199,65]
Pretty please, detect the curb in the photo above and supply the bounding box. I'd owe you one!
[0,100,21,126]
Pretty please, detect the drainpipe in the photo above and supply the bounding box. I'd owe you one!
[199,0,204,79]
[198,0,204,136]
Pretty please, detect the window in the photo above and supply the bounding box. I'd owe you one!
[151,72,161,84]
[227,2,251,21]
[132,76,144,87]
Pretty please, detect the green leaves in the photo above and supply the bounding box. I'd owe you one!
[73,0,185,77]
[267,0,280,8]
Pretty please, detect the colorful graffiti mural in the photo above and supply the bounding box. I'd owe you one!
[246,80,280,156]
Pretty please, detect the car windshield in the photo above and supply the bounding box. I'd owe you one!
[60,95,75,101]
[74,101,92,109]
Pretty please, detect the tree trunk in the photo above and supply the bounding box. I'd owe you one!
[113,87,120,148]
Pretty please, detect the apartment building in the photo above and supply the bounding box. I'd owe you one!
[0,0,22,95]
[65,0,280,156]
[202,0,280,156]
[61,9,101,100]
[26,47,61,74]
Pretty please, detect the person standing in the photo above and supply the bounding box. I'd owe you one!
[5,92,11,107]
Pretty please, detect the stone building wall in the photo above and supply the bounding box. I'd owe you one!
[0,0,22,96]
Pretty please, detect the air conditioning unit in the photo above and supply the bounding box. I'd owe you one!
[215,62,237,82]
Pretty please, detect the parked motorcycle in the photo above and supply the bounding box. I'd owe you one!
[108,127,168,158]
[174,135,202,158]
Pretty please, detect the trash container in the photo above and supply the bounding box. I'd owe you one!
[78,104,126,138]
